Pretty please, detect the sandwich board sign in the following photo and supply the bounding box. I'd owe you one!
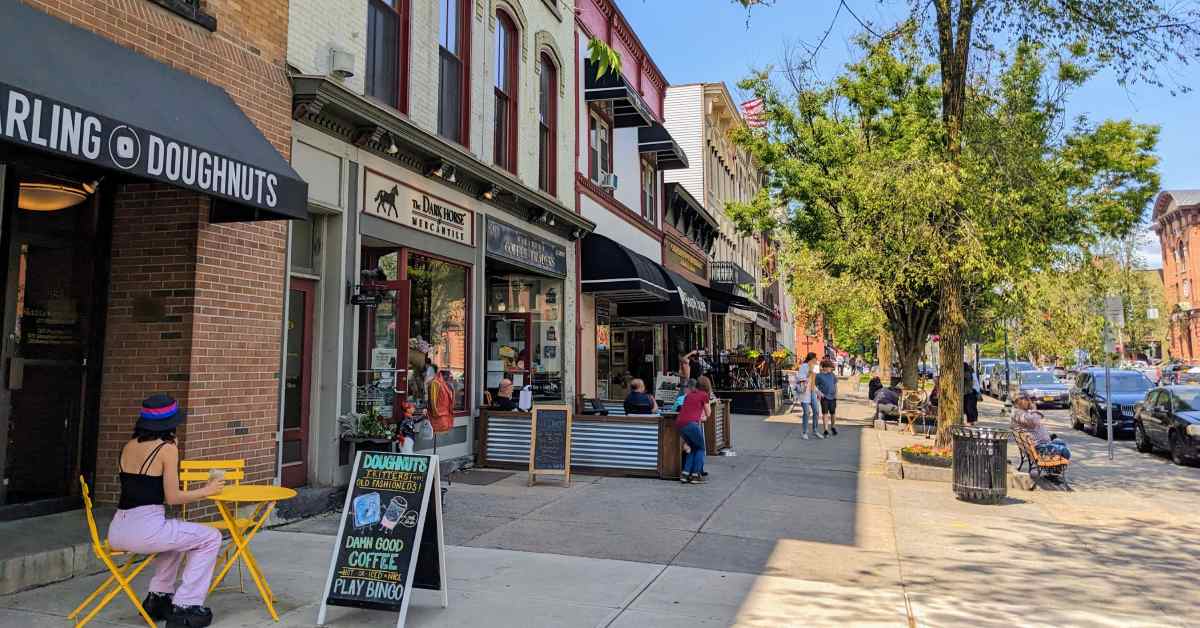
[317,452,447,627]
[528,404,571,487]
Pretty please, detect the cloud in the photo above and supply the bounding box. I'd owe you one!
[1135,231,1163,269]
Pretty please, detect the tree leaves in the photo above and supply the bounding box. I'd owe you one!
[586,38,622,80]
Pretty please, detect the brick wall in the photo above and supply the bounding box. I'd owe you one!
[21,0,293,503]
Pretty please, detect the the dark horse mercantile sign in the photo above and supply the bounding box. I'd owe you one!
[363,168,475,247]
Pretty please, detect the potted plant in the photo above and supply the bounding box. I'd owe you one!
[339,405,396,453]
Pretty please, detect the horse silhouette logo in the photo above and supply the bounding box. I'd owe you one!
[374,184,400,217]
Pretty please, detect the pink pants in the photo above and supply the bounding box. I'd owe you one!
[107,505,221,607]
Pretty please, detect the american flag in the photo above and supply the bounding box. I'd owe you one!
[741,97,767,129]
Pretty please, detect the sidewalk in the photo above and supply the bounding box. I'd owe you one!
[3,390,1197,626]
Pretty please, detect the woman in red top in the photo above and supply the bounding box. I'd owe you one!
[677,376,714,483]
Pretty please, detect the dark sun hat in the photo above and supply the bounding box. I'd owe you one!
[136,393,186,431]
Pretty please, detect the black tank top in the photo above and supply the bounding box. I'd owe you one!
[118,442,169,510]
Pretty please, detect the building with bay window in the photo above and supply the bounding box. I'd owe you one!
[285,0,591,487]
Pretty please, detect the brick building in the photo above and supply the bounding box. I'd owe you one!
[0,1,305,518]
[1153,189,1200,362]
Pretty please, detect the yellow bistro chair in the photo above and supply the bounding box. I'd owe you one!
[179,459,252,592]
[68,477,158,628]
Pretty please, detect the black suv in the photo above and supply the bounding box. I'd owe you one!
[1070,368,1155,437]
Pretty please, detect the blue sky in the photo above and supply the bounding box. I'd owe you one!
[615,0,1199,267]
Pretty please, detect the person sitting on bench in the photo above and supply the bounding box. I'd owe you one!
[874,384,901,418]
[1011,393,1071,459]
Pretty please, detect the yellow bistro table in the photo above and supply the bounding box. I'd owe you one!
[207,485,297,621]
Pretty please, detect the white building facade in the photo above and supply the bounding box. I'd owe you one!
[284,0,593,488]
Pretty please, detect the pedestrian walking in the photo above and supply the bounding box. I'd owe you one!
[836,354,845,377]
[677,376,714,484]
[963,361,980,425]
[815,359,839,437]
[796,353,819,439]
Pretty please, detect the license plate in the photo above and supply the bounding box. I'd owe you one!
[1043,396,1055,402]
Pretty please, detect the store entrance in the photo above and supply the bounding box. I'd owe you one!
[0,163,108,518]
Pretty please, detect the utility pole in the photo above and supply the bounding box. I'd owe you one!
[1103,295,1125,461]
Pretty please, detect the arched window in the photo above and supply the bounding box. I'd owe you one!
[537,52,557,194]
[492,11,518,172]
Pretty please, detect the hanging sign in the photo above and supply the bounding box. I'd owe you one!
[485,219,567,277]
[317,452,448,627]
[363,169,475,247]
[528,405,571,486]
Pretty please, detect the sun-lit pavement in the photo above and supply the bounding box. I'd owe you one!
[3,379,1198,627]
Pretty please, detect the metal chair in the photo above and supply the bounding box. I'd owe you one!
[68,477,158,628]
[180,459,249,592]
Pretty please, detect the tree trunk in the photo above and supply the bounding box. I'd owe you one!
[879,332,893,382]
[897,340,923,389]
[936,273,967,447]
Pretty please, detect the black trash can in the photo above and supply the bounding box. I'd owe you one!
[951,426,1009,504]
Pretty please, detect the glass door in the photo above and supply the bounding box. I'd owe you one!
[0,167,102,513]
[484,313,531,394]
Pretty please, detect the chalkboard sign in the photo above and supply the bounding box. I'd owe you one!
[317,452,447,627]
[529,405,572,486]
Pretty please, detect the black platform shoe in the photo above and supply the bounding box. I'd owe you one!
[166,605,214,628]
[142,592,173,621]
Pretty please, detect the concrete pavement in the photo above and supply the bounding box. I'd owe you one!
[3,382,1198,626]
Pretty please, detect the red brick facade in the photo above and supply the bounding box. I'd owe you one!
[1154,191,1200,363]
[20,1,293,504]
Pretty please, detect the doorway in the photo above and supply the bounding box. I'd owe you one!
[0,164,108,518]
[282,278,315,487]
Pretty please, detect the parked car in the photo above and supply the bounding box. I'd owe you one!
[1134,385,1200,465]
[1070,368,1155,437]
[1009,370,1070,408]
[989,362,1034,398]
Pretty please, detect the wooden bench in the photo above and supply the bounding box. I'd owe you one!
[1013,430,1070,484]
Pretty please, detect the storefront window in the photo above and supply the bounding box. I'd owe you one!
[485,273,563,400]
[358,248,469,421]
[667,323,707,374]
[407,253,469,412]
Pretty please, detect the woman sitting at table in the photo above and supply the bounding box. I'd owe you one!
[623,378,658,415]
[106,394,225,628]
[490,378,518,411]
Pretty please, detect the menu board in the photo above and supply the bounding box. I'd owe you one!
[318,452,447,627]
[529,405,571,486]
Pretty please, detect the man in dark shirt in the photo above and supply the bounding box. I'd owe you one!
[623,378,658,415]
[491,378,518,411]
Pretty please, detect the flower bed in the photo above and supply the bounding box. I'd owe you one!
[900,444,952,468]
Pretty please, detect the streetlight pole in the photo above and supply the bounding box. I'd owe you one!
[1003,323,1011,405]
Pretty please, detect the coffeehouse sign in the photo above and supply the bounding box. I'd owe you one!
[485,219,567,277]
[665,241,706,280]
[363,169,475,246]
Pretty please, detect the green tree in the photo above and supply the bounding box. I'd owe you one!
[729,33,947,388]
[730,0,1190,443]
[776,240,884,361]
[734,37,1160,444]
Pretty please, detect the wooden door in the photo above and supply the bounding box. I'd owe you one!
[282,278,315,488]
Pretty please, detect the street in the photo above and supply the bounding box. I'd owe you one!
[4,384,1198,627]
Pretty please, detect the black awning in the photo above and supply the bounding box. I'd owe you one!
[638,122,687,170]
[621,268,709,324]
[0,2,307,221]
[699,285,769,314]
[581,234,672,302]
[584,60,655,128]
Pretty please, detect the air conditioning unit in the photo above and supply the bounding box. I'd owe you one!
[328,46,355,79]
[599,172,618,190]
